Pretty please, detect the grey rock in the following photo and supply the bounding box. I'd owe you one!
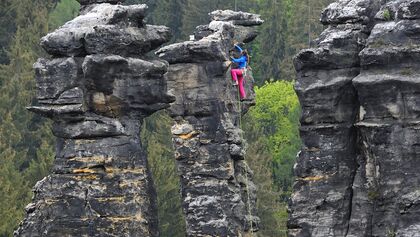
[52,116,126,138]
[398,0,420,19]
[194,25,214,40]
[83,25,171,56]
[159,10,262,237]
[320,0,382,25]
[33,57,83,102]
[40,4,165,57]
[27,104,86,118]
[16,3,171,237]
[289,0,420,236]
[77,0,123,5]
[156,40,228,64]
[376,0,420,20]
[82,55,175,117]
[209,10,264,26]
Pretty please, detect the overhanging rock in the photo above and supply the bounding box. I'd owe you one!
[15,2,173,236]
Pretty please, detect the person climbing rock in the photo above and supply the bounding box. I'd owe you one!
[230,42,249,100]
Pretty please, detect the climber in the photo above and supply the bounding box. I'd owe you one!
[230,42,249,100]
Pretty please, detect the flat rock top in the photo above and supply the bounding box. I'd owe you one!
[77,0,124,5]
[320,0,381,24]
[209,10,264,26]
[64,3,147,27]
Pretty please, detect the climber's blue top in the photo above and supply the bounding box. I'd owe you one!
[231,55,247,69]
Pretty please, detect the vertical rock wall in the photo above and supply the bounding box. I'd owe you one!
[289,0,420,236]
[156,10,263,237]
[15,1,174,236]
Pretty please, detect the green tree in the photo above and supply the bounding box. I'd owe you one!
[48,0,80,30]
[245,124,288,236]
[151,0,185,41]
[245,80,301,199]
[250,0,287,84]
[0,0,17,65]
[0,0,61,235]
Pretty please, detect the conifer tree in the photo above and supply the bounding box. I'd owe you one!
[0,0,56,235]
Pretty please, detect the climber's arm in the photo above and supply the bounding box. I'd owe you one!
[230,56,246,63]
[234,44,243,53]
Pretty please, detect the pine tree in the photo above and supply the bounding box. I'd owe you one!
[152,0,185,41]
[0,0,17,65]
[48,0,80,30]
[251,0,287,83]
[0,0,57,235]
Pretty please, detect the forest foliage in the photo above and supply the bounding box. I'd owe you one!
[0,0,334,236]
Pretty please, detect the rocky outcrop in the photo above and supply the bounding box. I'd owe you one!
[289,0,420,236]
[15,1,173,236]
[156,10,263,237]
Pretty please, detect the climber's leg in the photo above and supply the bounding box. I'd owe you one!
[231,69,242,85]
[238,75,246,99]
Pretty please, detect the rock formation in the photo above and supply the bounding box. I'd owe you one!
[289,0,420,236]
[15,1,174,236]
[156,10,263,237]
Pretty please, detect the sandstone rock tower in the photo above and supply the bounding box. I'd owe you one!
[157,10,263,237]
[15,1,173,236]
[289,0,420,236]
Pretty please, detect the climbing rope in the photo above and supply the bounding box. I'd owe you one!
[234,69,255,236]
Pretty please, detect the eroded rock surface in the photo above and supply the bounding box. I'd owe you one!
[157,10,263,237]
[289,0,420,236]
[15,1,173,236]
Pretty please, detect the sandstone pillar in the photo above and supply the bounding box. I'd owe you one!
[15,2,173,236]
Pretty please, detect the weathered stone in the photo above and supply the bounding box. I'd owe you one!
[156,40,228,64]
[209,10,264,26]
[33,57,83,102]
[83,25,171,56]
[289,0,420,236]
[82,55,174,117]
[376,0,420,20]
[40,4,156,56]
[159,10,262,237]
[16,3,171,237]
[320,0,382,25]
[77,0,123,5]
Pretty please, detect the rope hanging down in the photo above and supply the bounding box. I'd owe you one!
[235,69,254,236]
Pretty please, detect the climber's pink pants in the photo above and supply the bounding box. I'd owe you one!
[231,69,246,99]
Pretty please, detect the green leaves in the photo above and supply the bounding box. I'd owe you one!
[245,80,301,199]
